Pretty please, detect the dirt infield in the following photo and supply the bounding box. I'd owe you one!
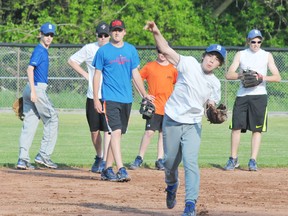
[0,167,287,216]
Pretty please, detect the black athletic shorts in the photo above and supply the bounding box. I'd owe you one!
[145,113,163,132]
[104,101,132,134]
[86,98,109,132]
[229,95,268,133]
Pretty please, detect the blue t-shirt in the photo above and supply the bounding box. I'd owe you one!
[92,42,140,103]
[29,44,49,84]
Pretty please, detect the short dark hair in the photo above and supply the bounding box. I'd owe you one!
[203,51,225,66]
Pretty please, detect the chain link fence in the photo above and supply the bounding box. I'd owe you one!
[0,43,287,112]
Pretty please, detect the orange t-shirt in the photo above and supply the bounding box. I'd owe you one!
[140,61,178,115]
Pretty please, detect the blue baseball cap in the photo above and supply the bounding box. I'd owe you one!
[247,29,262,39]
[206,44,226,59]
[40,22,56,34]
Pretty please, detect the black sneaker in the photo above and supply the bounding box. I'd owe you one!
[155,158,165,170]
[34,153,58,169]
[17,159,35,170]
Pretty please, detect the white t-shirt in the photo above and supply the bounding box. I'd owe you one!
[69,42,103,99]
[165,55,221,124]
[237,48,268,96]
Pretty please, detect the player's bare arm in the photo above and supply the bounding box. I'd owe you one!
[27,65,37,102]
[132,68,155,102]
[93,69,104,113]
[68,59,89,80]
[225,51,241,80]
[144,21,179,66]
[265,53,281,82]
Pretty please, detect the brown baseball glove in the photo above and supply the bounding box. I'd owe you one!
[241,69,263,88]
[12,97,24,121]
[206,103,228,124]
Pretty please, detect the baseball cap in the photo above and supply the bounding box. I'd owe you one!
[96,22,109,34]
[40,22,56,34]
[205,44,226,59]
[247,29,262,39]
[110,19,125,31]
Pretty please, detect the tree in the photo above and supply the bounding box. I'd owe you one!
[0,0,287,47]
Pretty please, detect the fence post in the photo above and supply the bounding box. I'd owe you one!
[16,47,20,98]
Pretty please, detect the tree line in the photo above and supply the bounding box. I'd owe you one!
[0,0,287,48]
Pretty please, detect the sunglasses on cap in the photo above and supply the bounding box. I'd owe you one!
[98,34,109,38]
[250,40,262,44]
[43,33,54,37]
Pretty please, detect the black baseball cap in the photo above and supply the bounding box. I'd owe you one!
[110,19,125,31]
[96,22,109,34]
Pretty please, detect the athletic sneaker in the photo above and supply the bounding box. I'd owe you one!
[165,181,179,209]
[116,167,131,182]
[34,153,58,169]
[101,167,118,182]
[129,156,143,170]
[91,156,102,173]
[98,160,106,173]
[155,158,165,170]
[248,159,257,171]
[182,201,196,216]
[224,157,239,170]
[16,159,35,170]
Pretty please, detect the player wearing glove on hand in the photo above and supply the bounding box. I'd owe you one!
[224,29,281,172]
[144,21,226,216]
[129,48,178,171]
[205,103,227,124]
[241,69,263,88]
[17,22,59,170]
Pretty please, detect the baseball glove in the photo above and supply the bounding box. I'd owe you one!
[139,98,155,120]
[12,97,24,121]
[206,103,228,124]
[241,69,263,88]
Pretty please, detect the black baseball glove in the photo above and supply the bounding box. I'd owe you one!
[139,98,155,120]
[12,97,24,121]
[206,103,228,124]
[241,69,263,88]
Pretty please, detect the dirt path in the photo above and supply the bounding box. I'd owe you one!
[0,167,287,216]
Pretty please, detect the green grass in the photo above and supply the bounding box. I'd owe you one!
[0,111,287,169]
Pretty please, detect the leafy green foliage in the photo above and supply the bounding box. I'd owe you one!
[0,0,287,47]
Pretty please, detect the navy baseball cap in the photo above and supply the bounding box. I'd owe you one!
[110,19,125,31]
[247,29,262,39]
[96,22,109,34]
[206,44,226,59]
[40,22,56,34]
